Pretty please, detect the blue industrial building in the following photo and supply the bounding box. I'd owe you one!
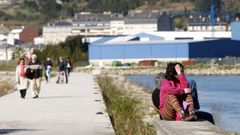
[88,22,240,66]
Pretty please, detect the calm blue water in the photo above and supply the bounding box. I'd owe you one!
[128,75,240,133]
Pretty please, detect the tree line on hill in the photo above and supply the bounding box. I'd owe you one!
[22,0,240,19]
[1,0,239,28]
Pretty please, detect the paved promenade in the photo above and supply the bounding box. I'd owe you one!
[0,72,115,135]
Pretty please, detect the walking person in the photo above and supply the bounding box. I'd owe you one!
[44,57,53,83]
[56,57,68,84]
[45,66,52,83]
[66,57,73,77]
[15,58,28,98]
[159,62,197,121]
[27,54,42,98]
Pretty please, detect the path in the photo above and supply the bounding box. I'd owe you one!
[0,72,114,135]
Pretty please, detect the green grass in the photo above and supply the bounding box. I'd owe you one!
[97,76,155,135]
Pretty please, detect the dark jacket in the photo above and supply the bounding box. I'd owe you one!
[44,60,53,69]
[57,60,66,72]
[27,60,42,79]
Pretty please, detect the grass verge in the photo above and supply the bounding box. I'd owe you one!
[97,75,155,135]
[0,61,16,71]
[0,79,15,97]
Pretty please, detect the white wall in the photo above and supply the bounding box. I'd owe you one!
[43,26,72,45]
[0,34,7,41]
[188,25,227,32]
[148,31,231,40]
[7,28,23,45]
[34,36,44,45]
[123,24,157,35]
[89,58,188,67]
[110,20,125,35]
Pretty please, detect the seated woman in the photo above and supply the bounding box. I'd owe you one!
[159,62,197,121]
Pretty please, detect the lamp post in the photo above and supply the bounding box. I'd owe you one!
[210,3,215,39]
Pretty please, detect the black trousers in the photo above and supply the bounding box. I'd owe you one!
[20,89,27,98]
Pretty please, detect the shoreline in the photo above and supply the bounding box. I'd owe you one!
[76,66,240,76]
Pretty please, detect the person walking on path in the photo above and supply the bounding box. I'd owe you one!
[56,57,68,84]
[66,57,73,77]
[27,54,42,98]
[44,57,53,83]
[159,62,197,121]
[15,58,29,98]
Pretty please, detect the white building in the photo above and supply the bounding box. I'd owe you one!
[34,36,44,45]
[110,20,125,35]
[122,11,159,35]
[0,25,9,41]
[148,31,231,40]
[72,12,113,36]
[42,11,161,45]
[7,27,24,45]
[0,43,13,60]
[72,11,158,36]
[42,21,72,45]
[188,15,228,32]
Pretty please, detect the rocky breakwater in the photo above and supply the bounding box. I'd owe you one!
[186,68,240,75]
[77,66,240,76]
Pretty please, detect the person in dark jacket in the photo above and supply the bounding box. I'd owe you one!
[66,57,73,77]
[27,54,42,98]
[56,57,68,84]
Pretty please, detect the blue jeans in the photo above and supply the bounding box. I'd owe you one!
[188,80,200,110]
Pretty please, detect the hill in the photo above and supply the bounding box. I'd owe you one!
[0,0,239,29]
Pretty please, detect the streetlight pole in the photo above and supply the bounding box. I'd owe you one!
[210,3,215,39]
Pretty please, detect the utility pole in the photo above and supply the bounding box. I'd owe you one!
[210,3,215,39]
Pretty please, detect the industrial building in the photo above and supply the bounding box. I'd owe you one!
[88,22,240,66]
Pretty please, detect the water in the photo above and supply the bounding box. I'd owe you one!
[128,75,240,133]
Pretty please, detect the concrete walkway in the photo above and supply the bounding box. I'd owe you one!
[0,72,115,135]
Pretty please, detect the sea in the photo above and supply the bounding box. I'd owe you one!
[127,75,240,133]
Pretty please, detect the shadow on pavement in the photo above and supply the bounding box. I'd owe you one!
[0,129,38,134]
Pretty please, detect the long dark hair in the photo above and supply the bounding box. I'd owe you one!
[165,62,185,80]
[165,62,177,80]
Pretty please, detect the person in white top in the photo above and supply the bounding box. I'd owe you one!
[15,58,28,98]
